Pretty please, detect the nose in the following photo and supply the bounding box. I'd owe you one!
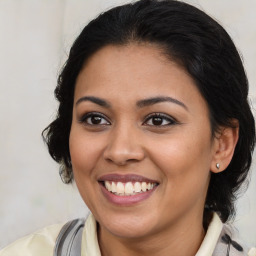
[103,125,145,166]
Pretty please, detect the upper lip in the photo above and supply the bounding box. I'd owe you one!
[98,174,159,184]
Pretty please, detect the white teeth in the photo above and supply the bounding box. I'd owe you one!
[112,182,117,192]
[141,182,147,192]
[116,182,124,194]
[103,181,157,196]
[125,182,133,194]
[134,182,141,192]
[105,181,111,191]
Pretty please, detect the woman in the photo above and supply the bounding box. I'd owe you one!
[1,0,255,255]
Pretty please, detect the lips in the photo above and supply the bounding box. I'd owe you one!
[98,174,159,183]
[104,181,157,195]
[98,174,159,205]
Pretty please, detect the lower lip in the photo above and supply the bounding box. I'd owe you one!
[99,183,158,206]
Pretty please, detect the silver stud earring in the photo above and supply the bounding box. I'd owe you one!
[216,163,220,170]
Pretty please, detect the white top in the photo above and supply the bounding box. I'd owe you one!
[1,213,255,256]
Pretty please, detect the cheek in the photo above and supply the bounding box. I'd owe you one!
[69,128,105,176]
[148,129,212,189]
[151,134,211,169]
[152,139,211,213]
[69,128,105,210]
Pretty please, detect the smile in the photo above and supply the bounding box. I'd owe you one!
[98,174,159,205]
[104,181,157,196]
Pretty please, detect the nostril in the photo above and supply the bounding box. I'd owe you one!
[103,146,145,165]
[105,157,133,166]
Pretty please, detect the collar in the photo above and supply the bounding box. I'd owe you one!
[82,214,101,256]
[196,212,223,256]
[81,212,223,256]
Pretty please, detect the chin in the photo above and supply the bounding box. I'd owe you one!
[98,213,157,239]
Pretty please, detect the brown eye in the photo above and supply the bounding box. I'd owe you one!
[152,117,164,126]
[90,116,103,124]
[144,113,176,126]
[80,112,110,125]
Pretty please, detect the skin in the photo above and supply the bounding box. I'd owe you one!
[69,43,238,256]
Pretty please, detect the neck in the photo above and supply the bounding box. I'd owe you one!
[98,213,206,256]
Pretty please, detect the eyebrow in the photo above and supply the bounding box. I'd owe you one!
[136,96,188,110]
[76,95,188,111]
[76,96,111,108]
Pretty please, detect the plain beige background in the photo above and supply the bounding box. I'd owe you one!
[0,0,255,248]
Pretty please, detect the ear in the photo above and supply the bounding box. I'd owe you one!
[211,120,239,173]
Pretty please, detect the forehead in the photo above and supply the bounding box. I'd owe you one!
[74,43,207,112]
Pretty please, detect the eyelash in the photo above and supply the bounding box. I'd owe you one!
[79,112,177,127]
[143,113,177,126]
[79,112,110,126]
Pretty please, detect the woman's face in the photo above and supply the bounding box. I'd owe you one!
[69,44,218,240]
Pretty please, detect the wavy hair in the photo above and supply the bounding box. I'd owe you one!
[42,0,255,222]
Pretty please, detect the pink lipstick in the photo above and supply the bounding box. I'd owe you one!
[98,174,159,206]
